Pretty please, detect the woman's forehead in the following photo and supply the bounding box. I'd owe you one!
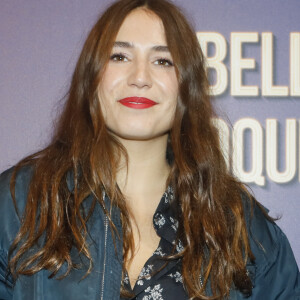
[114,8,168,48]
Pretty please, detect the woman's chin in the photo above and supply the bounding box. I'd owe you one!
[108,128,168,142]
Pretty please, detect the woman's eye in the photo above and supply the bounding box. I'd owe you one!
[154,58,174,67]
[110,53,128,62]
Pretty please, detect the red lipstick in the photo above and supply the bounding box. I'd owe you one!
[118,97,158,109]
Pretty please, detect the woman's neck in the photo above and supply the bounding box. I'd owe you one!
[116,133,170,205]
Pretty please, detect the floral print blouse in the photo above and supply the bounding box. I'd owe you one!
[120,186,190,300]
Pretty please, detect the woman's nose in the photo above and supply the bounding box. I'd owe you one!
[127,59,152,89]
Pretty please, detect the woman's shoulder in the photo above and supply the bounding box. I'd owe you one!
[240,192,300,298]
[0,165,34,250]
[241,191,287,266]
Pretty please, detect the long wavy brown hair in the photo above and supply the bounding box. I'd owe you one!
[9,0,255,299]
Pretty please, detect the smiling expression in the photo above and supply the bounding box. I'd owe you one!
[98,8,178,141]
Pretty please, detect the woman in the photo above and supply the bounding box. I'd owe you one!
[0,0,299,299]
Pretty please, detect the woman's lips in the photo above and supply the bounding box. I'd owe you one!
[118,97,158,109]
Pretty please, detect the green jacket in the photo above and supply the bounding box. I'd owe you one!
[0,166,299,299]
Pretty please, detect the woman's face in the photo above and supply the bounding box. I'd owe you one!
[98,8,178,141]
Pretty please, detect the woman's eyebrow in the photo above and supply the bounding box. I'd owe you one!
[113,41,170,52]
